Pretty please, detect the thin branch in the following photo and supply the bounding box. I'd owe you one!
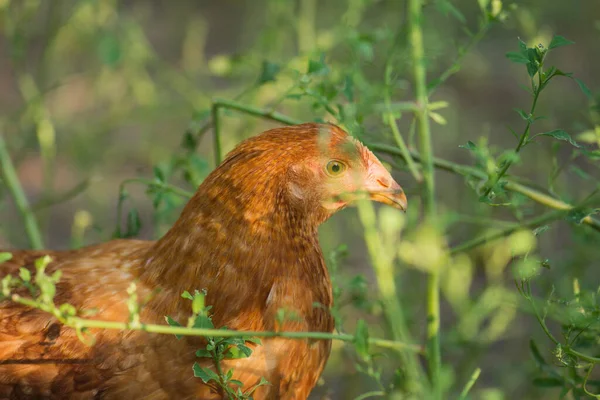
[383,33,422,182]
[481,61,545,198]
[524,281,600,365]
[212,98,301,126]
[408,0,440,395]
[354,391,386,400]
[211,101,222,165]
[120,178,195,199]
[0,133,44,249]
[6,293,424,354]
[356,200,426,391]
[449,209,568,254]
[32,178,91,211]
[367,143,600,232]
[457,367,482,400]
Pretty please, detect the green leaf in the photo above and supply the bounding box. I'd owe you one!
[227,343,253,359]
[514,108,530,121]
[1,274,13,297]
[573,77,592,99]
[506,51,530,64]
[570,165,592,180]
[459,141,476,150]
[307,55,328,75]
[192,363,219,383]
[532,377,563,387]
[354,319,370,359]
[0,252,12,263]
[532,225,550,237]
[191,292,205,314]
[35,255,52,271]
[537,130,581,148]
[97,33,122,67]
[164,316,183,340]
[497,150,520,165]
[181,130,199,151]
[19,268,31,282]
[342,75,354,102]
[256,376,269,387]
[548,35,574,50]
[153,165,166,183]
[195,349,211,357]
[193,314,214,329]
[246,337,262,345]
[125,209,141,238]
[523,46,543,78]
[512,259,541,280]
[286,93,303,101]
[257,61,281,84]
[429,111,447,125]
[567,209,595,224]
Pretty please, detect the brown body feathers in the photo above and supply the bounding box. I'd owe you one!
[0,123,407,399]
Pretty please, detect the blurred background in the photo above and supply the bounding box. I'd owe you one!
[0,0,599,399]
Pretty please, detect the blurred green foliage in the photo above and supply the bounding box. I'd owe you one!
[1,0,600,398]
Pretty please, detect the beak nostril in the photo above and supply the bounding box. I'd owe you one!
[376,178,390,188]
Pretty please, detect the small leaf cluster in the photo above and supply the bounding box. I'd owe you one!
[166,290,269,399]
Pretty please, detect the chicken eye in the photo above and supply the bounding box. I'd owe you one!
[325,160,347,176]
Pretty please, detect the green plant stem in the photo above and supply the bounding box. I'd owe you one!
[210,99,302,164]
[356,200,425,393]
[354,391,386,400]
[583,365,600,399]
[6,293,424,354]
[457,367,481,400]
[451,192,600,253]
[523,281,600,365]
[383,27,422,182]
[18,74,57,236]
[368,143,600,232]
[32,178,91,211]
[211,101,222,165]
[121,178,195,199]
[408,0,440,395]
[213,98,301,126]
[210,344,232,397]
[482,70,543,198]
[0,133,44,249]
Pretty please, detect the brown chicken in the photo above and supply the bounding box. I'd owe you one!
[0,123,407,399]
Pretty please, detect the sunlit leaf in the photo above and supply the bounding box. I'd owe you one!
[193,363,219,383]
[0,252,12,264]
